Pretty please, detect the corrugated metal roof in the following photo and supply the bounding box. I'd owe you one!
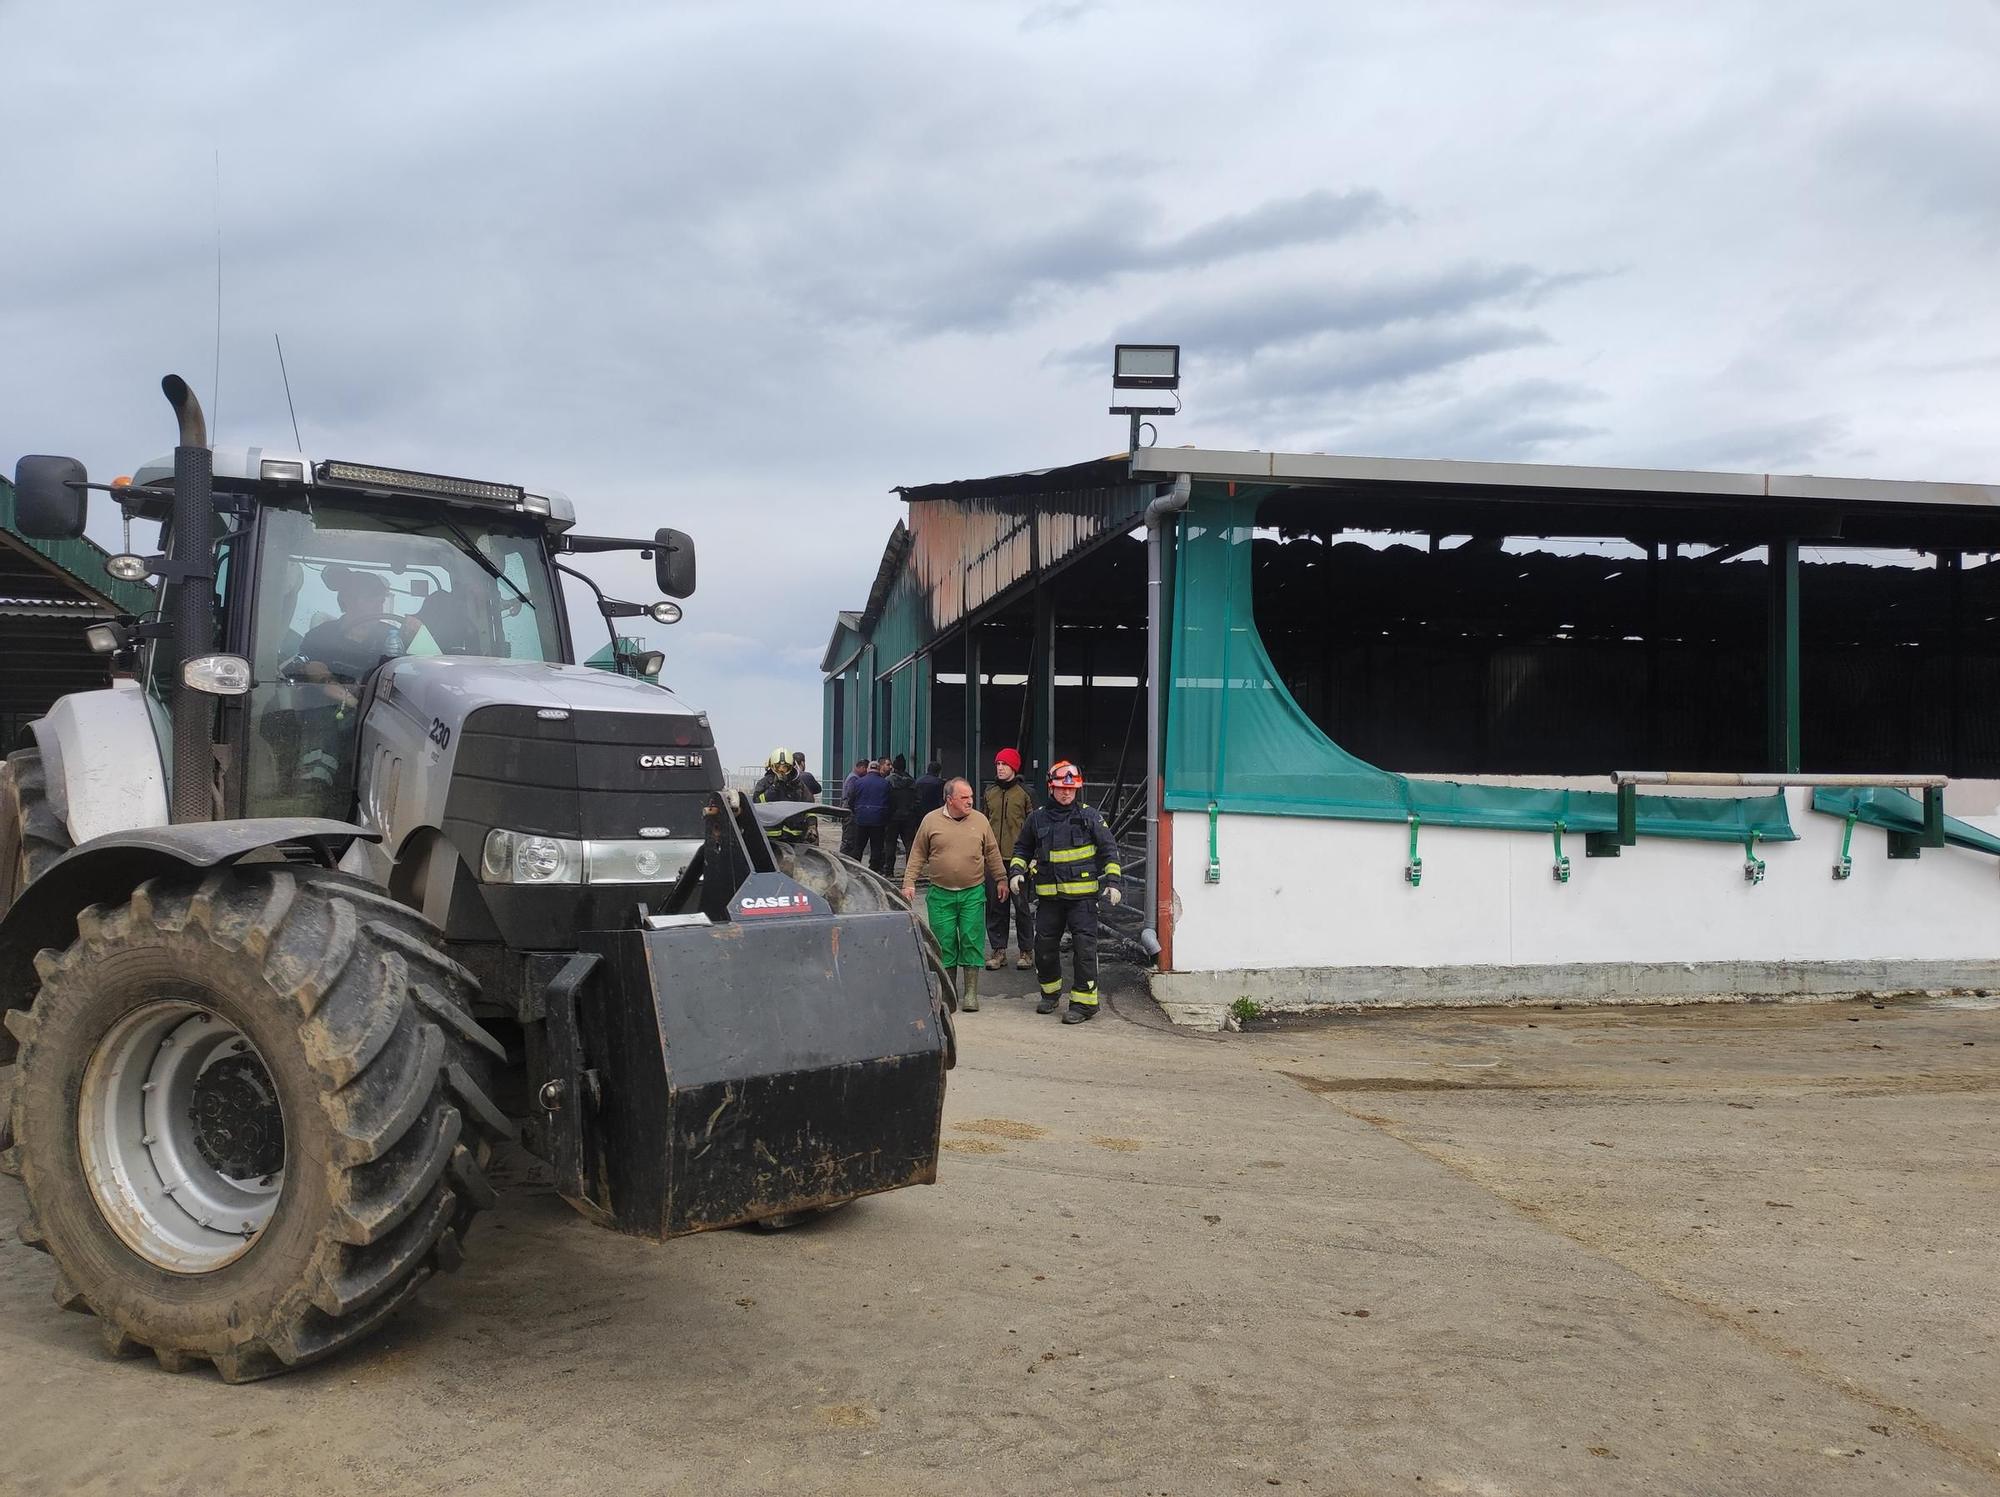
[1130,446,2000,510]
[894,455,1129,504]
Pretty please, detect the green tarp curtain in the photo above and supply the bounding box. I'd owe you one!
[1163,494,1796,844]
[1812,786,2000,858]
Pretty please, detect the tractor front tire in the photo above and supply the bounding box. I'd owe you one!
[6,865,509,1382]
[0,749,72,916]
[0,748,73,1161]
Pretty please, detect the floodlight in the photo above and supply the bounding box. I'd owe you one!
[1113,343,1180,390]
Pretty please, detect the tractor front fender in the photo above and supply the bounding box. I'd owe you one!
[0,819,378,1053]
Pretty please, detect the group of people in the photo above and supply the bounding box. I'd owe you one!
[836,754,939,873]
[898,749,1120,1026]
[750,744,1123,1026]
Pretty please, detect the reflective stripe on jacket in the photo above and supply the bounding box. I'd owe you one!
[1008,800,1121,898]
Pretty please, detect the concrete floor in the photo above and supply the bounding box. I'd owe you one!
[0,974,1994,1495]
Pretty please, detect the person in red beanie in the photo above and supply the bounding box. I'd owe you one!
[981,748,1037,969]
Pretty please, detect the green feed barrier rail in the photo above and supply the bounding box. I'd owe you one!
[1162,494,1795,847]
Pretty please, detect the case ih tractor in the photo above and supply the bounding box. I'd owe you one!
[0,376,950,1381]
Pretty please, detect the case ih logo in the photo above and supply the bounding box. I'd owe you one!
[738,893,814,915]
[637,752,703,768]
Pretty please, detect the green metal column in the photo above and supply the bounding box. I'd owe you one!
[1031,583,1055,775]
[1945,551,1964,775]
[1766,537,1801,772]
[963,627,982,784]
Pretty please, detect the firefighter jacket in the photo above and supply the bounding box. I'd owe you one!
[1009,800,1121,899]
[754,767,812,804]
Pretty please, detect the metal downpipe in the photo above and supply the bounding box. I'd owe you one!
[1140,474,1191,960]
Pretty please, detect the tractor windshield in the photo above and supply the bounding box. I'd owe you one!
[242,498,562,818]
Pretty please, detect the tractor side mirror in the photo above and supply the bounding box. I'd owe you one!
[653,528,695,599]
[13,455,89,539]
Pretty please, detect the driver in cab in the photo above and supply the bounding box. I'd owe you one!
[292,566,440,711]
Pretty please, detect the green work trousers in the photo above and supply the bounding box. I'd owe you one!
[925,881,987,969]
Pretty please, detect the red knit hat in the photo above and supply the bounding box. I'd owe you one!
[994,747,1022,772]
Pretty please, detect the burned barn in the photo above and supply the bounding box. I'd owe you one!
[826,445,2000,1024]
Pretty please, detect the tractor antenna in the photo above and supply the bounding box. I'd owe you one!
[211,149,223,444]
[274,334,304,452]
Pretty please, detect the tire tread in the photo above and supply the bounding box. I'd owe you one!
[10,865,509,1381]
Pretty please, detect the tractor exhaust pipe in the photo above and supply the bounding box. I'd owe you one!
[161,375,217,823]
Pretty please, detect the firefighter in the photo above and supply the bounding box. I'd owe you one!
[753,745,813,843]
[1009,759,1121,1024]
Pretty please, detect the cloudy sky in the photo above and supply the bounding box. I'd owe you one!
[5,1,1997,767]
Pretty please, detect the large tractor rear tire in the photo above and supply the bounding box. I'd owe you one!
[4,865,509,1381]
[0,748,73,1165]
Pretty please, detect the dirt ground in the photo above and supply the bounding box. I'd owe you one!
[0,974,1994,1496]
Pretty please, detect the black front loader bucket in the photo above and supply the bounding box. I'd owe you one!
[542,905,948,1238]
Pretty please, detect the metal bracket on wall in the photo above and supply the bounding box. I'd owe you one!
[1833,812,1857,879]
[1551,821,1571,884]
[1404,814,1423,888]
[1743,830,1766,885]
[1586,781,1638,859]
[1886,784,1948,860]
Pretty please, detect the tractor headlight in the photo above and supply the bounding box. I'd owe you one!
[479,831,696,885]
[481,829,582,884]
[182,654,253,696]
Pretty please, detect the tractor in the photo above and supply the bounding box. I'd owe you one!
[0,376,951,1381]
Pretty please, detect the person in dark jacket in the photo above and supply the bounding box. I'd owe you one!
[792,751,822,800]
[839,758,868,855]
[886,754,920,868]
[1009,758,1120,1024]
[914,760,946,817]
[848,759,892,873]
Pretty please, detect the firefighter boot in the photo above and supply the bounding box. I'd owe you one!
[960,967,980,1012]
[1062,991,1099,1024]
[1035,984,1061,1016]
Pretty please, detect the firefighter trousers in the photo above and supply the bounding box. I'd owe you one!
[1033,895,1099,1009]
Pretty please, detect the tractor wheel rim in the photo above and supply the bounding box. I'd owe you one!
[78,1001,285,1272]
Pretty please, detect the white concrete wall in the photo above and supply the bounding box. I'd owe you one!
[1168,784,2000,974]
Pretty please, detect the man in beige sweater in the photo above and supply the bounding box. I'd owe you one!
[901,777,1006,1012]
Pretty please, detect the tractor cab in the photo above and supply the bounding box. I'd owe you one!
[103,450,687,823]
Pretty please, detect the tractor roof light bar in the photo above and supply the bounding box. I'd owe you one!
[316,460,524,506]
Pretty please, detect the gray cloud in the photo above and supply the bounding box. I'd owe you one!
[798,189,1397,336]
[1275,378,1607,465]
[1062,262,1585,367]
[1021,0,1105,31]
[1203,322,1552,419]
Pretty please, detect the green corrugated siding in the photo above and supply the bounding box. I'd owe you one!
[0,477,156,614]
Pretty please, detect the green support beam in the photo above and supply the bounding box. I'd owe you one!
[1766,537,1801,773]
[963,627,981,786]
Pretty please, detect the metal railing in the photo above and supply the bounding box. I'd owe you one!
[1609,770,1951,880]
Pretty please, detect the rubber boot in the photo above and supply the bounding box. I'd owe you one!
[1062,1001,1097,1025]
[1036,990,1060,1016]
[959,967,980,1012]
